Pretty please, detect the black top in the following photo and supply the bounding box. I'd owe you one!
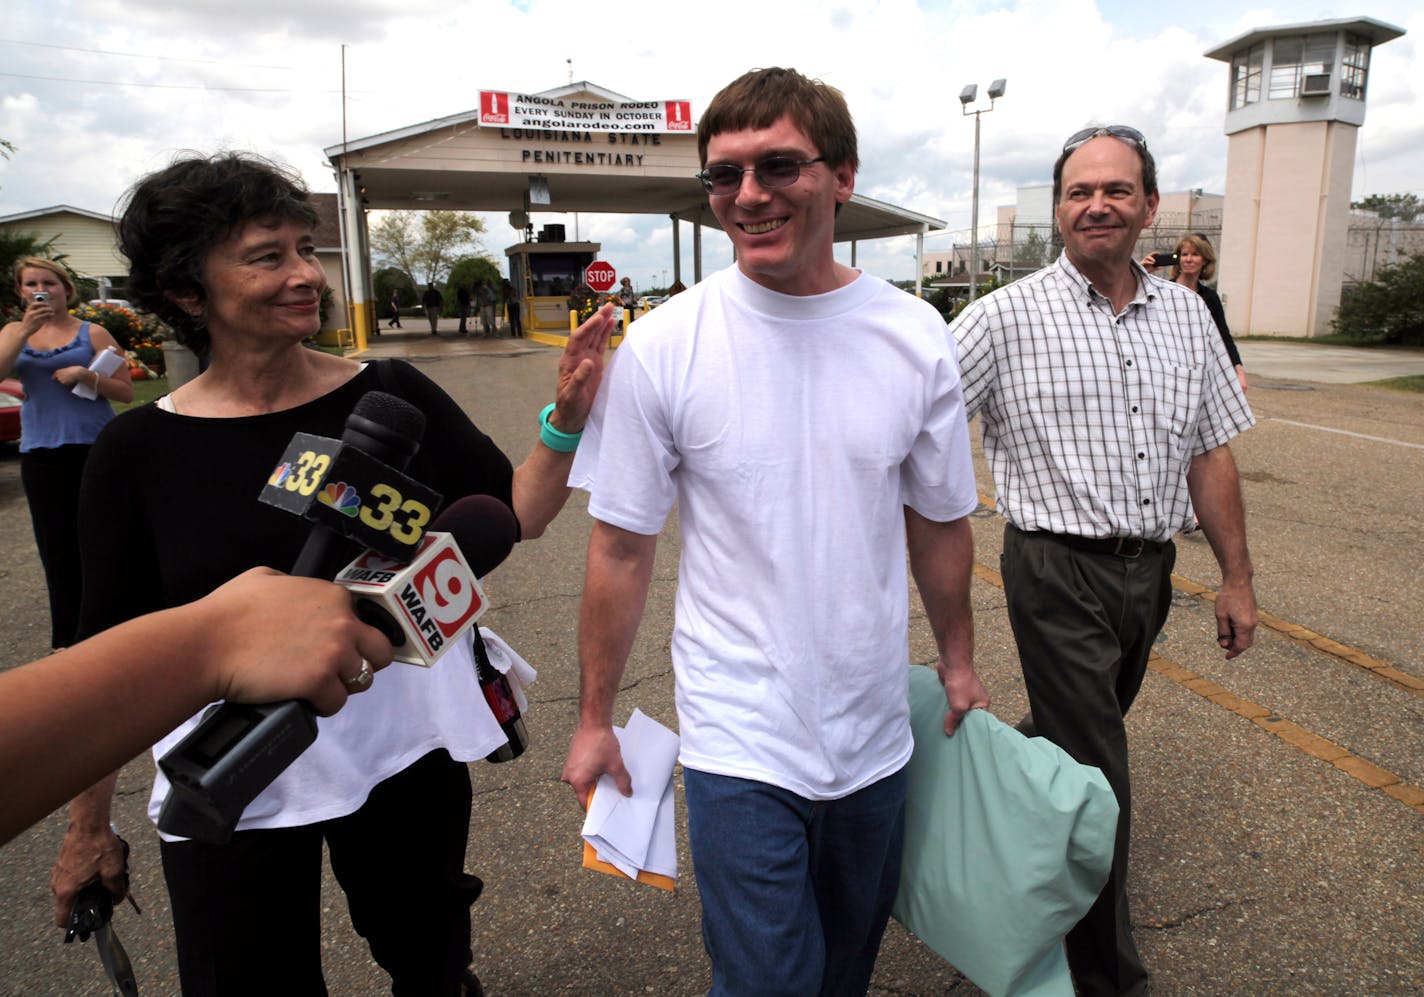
[76,360,514,640]
[1196,283,1242,368]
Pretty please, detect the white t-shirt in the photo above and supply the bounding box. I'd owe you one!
[571,266,978,800]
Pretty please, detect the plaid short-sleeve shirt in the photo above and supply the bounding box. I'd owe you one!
[952,254,1254,542]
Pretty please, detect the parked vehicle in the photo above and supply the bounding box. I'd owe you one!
[0,377,24,444]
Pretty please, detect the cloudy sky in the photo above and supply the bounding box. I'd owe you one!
[2,0,1420,290]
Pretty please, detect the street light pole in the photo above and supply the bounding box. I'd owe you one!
[960,79,1006,304]
[970,109,982,303]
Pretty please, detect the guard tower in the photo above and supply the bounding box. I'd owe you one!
[1205,17,1404,337]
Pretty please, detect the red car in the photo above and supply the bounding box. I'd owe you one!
[0,377,23,444]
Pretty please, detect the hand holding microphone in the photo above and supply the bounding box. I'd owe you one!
[200,568,395,716]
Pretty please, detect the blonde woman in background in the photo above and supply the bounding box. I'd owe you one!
[1146,234,1246,393]
[0,258,133,648]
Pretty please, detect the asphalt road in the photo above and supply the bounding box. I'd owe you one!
[1,330,1420,995]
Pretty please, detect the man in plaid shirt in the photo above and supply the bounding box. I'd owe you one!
[951,126,1258,997]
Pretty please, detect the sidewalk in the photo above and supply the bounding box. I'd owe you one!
[1238,340,1424,384]
[359,318,547,360]
[361,320,1424,386]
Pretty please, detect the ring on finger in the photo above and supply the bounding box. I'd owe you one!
[343,660,373,690]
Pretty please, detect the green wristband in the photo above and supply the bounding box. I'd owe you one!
[538,403,582,453]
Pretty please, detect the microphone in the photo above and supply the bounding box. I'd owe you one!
[268,392,438,577]
[337,495,528,762]
[336,495,520,667]
[436,494,520,579]
[157,392,436,842]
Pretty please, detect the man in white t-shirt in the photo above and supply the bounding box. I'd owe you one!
[562,67,987,995]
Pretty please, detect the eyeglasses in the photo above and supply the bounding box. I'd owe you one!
[696,156,826,196]
[1062,125,1147,153]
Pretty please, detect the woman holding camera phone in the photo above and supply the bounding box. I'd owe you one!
[0,258,133,649]
[1143,235,1246,393]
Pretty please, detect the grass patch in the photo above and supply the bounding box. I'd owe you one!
[1363,374,1424,392]
[114,376,169,414]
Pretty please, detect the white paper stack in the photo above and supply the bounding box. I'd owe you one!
[580,709,679,887]
[72,346,126,399]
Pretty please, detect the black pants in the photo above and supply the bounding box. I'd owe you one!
[20,444,91,648]
[1000,525,1175,997]
[160,750,479,996]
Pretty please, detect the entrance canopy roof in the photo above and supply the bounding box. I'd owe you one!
[325,82,944,244]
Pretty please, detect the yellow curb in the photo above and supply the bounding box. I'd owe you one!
[1377,669,1424,691]
[1169,574,1212,596]
[971,563,1003,587]
[1333,756,1401,789]
[1382,783,1424,809]
[968,499,1416,694]
[971,553,1423,817]
[1183,677,1229,698]
[1206,692,1272,719]
[1148,659,1197,684]
[1310,636,1354,657]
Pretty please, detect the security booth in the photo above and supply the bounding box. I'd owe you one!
[505,225,601,334]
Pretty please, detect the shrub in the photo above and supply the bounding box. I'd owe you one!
[1333,251,1424,346]
[74,302,143,350]
[133,343,165,374]
[372,267,415,315]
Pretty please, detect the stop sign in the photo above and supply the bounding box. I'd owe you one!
[584,261,617,293]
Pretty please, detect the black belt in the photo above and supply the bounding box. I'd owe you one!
[1033,531,1166,559]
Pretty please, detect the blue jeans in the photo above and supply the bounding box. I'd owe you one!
[683,766,908,997]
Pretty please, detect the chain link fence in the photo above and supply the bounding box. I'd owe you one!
[927,210,1420,291]
[1344,219,1424,286]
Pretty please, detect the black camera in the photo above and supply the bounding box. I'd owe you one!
[1149,250,1178,269]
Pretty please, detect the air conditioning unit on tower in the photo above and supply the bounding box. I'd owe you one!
[1300,73,1332,97]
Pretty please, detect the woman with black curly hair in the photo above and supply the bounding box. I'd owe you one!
[48,152,613,995]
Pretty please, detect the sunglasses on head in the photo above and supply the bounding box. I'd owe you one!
[696,156,826,196]
[1062,125,1147,153]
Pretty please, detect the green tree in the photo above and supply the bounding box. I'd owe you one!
[1018,230,1050,268]
[445,255,503,317]
[1333,250,1424,346]
[371,266,415,314]
[1351,193,1421,222]
[370,210,486,286]
[369,213,419,286]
